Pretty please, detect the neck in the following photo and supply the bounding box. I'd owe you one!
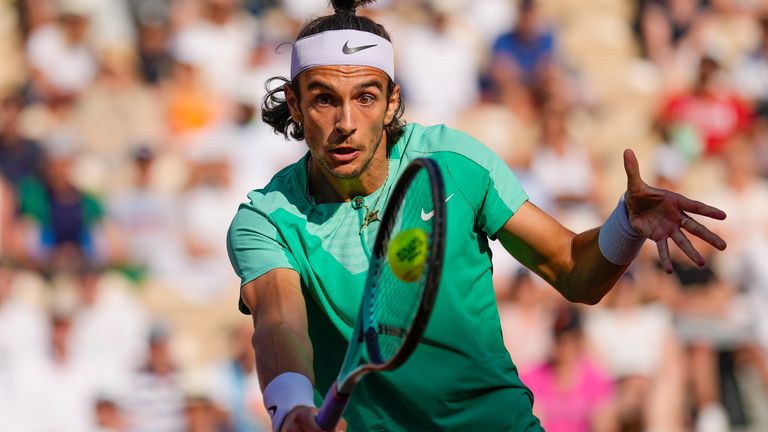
[309,139,389,203]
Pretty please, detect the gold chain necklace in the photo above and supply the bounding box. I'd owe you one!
[307,157,389,234]
[353,168,389,234]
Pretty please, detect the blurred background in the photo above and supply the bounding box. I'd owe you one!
[1,0,768,430]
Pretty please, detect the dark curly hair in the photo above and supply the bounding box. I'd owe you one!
[261,0,406,147]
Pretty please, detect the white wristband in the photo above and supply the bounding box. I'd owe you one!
[263,372,316,432]
[598,195,645,265]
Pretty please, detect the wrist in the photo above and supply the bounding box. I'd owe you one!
[598,195,645,265]
[263,372,316,432]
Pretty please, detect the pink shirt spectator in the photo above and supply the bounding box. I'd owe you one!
[521,358,614,432]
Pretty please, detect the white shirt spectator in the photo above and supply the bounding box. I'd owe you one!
[529,142,595,204]
[398,19,480,124]
[70,277,150,393]
[585,304,673,378]
[732,52,768,103]
[0,296,47,373]
[26,24,97,94]
[18,353,99,432]
[109,187,186,278]
[0,295,48,431]
[122,369,186,432]
[172,13,259,97]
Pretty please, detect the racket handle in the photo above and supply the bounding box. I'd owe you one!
[315,383,350,431]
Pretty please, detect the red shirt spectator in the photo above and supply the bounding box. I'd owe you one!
[658,56,753,156]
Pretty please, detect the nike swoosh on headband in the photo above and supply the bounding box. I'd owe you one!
[343,41,378,55]
[421,193,455,221]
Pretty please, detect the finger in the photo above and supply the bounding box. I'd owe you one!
[623,149,645,192]
[656,238,673,274]
[671,229,705,267]
[677,195,727,220]
[680,216,727,251]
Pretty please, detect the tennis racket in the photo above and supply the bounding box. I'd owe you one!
[314,158,447,431]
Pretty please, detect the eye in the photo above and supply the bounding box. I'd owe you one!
[315,94,333,106]
[359,94,375,105]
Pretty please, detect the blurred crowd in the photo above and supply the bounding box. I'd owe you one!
[1,0,768,431]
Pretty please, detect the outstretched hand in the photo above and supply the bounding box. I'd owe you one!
[622,149,727,273]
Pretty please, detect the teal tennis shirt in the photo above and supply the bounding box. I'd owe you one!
[227,123,543,431]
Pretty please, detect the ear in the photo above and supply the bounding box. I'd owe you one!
[384,83,400,125]
[284,82,303,124]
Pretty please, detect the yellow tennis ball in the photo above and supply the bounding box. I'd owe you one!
[387,228,428,282]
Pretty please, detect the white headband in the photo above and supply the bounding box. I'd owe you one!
[290,30,395,81]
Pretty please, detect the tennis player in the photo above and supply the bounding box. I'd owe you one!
[226,1,727,431]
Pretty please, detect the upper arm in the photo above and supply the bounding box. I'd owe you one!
[227,202,299,314]
[495,200,577,287]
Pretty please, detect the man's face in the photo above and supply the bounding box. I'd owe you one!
[287,66,399,179]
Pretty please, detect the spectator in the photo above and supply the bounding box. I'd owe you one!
[16,137,120,271]
[521,305,617,432]
[25,0,98,102]
[635,0,709,67]
[490,0,555,86]
[122,323,186,432]
[70,265,149,393]
[136,11,174,85]
[73,47,165,163]
[21,309,100,431]
[397,6,481,124]
[489,0,556,120]
[176,152,240,300]
[0,176,17,257]
[657,54,753,157]
[171,0,259,98]
[527,106,601,231]
[164,54,218,139]
[497,268,557,374]
[184,395,230,432]
[704,143,768,281]
[108,146,185,279]
[209,323,269,431]
[0,261,48,429]
[585,272,686,432]
[732,15,768,114]
[92,396,127,432]
[0,90,45,189]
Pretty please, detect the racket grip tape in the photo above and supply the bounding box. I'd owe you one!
[315,383,350,431]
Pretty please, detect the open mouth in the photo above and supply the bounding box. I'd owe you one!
[329,147,361,162]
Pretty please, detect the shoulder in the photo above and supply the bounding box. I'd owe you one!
[402,123,509,174]
[229,160,307,231]
[492,31,516,50]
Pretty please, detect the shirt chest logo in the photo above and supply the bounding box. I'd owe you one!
[420,193,455,221]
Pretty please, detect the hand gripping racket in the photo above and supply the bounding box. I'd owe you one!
[314,158,447,431]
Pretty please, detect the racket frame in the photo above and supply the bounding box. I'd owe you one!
[315,158,446,430]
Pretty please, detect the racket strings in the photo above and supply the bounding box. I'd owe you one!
[368,170,434,363]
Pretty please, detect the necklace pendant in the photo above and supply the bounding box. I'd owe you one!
[360,210,380,234]
[366,210,379,225]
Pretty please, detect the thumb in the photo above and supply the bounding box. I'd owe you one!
[623,149,644,192]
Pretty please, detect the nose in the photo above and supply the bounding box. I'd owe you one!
[334,101,356,136]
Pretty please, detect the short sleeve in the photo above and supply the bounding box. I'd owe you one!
[226,203,299,313]
[433,126,528,239]
[476,151,528,238]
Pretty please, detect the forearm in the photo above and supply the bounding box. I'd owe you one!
[497,200,638,305]
[241,269,315,390]
[558,227,629,305]
[241,269,318,431]
[253,320,315,389]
